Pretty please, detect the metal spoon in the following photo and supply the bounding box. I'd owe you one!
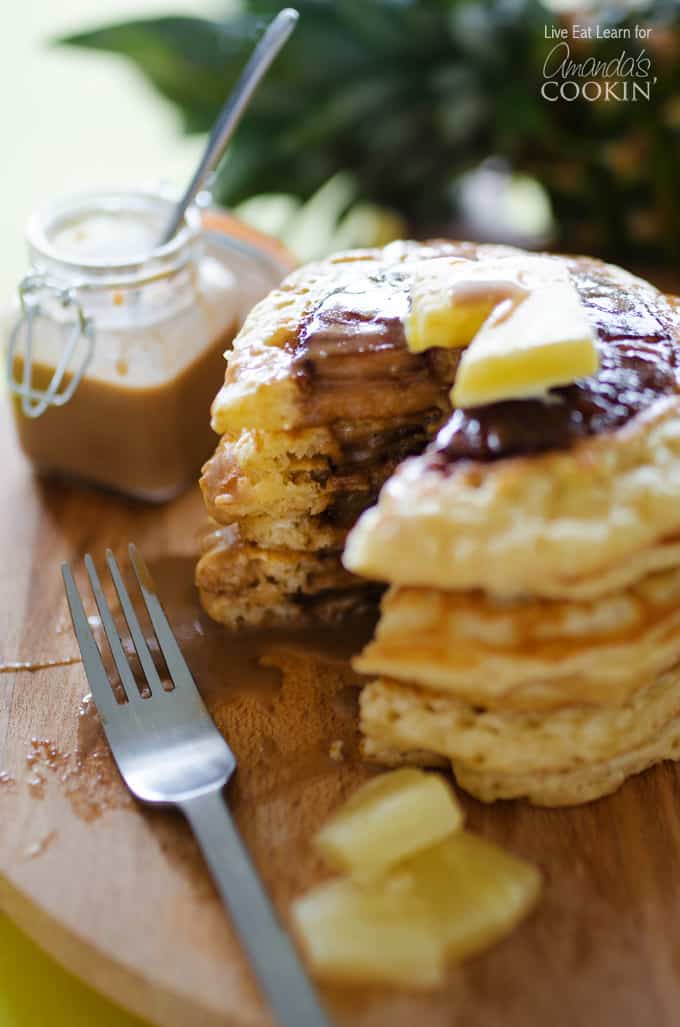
[159,7,299,245]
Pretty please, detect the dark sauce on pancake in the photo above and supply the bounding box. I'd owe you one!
[291,261,456,432]
[295,272,411,359]
[430,263,680,465]
[294,254,680,464]
[292,269,430,396]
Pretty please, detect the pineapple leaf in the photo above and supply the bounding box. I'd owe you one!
[57,1,680,259]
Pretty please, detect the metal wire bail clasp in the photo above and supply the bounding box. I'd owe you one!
[6,273,95,419]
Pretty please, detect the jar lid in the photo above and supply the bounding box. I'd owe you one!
[26,185,201,287]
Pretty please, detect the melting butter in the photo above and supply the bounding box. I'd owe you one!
[405,257,532,354]
[405,255,599,406]
[452,275,599,407]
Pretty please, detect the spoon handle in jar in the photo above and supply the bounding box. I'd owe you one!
[160,7,299,245]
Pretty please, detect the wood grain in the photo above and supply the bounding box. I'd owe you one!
[2,397,680,1027]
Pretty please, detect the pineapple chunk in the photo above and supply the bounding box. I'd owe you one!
[315,769,463,881]
[451,276,599,407]
[397,831,541,960]
[293,832,541,988]
[406,253,599,407]
[405,256,535,354]
[292,877,445,989]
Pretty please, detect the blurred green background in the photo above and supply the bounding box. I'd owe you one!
[56,0,680,267]
[4,0,680,309]
[0,0,209,301]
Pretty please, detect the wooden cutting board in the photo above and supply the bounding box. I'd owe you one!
[2,399,680,1027]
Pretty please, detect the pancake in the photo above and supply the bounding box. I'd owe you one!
[337,248,680,804]
[452,716,680,805]
[201,412,443,552]
[362,714,680,807]
[196,523,377,628]
[344,259,680,599]
[205,242,680,626]
[201,426,345,552]
[209,241,482,436]
[200,239,680,804]
[360,661,680,777]
[355,565,680,710]
[207,241,680,625]
[345,400,680,602]
[200,240,480,626]
[347,273,680,599]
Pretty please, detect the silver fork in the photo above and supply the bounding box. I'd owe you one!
[62,543,333,1027]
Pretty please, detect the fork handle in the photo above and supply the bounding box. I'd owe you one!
[180,789,334,1027]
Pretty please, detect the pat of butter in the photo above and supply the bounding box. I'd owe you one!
[406,258,533,353]
[451,276,599,408]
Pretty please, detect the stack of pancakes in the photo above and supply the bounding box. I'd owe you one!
[198,241,468,627]
[199,237,680,805]
[345,258,680,804]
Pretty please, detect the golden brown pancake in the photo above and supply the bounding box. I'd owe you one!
[360,661,680,779]
[199,240,474,626]
[355,565,680,710]
[197,522,376,629]
[200,240,680,805]
[202,240,680,626]
[344,260,680,598]
[361,708,680,807]
[339,248,680,804]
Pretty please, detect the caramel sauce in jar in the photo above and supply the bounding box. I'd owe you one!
[6,189,285,501]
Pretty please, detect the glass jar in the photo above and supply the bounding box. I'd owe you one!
[6,187,285,501]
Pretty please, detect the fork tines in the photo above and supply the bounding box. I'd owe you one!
[62,544,184,714]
